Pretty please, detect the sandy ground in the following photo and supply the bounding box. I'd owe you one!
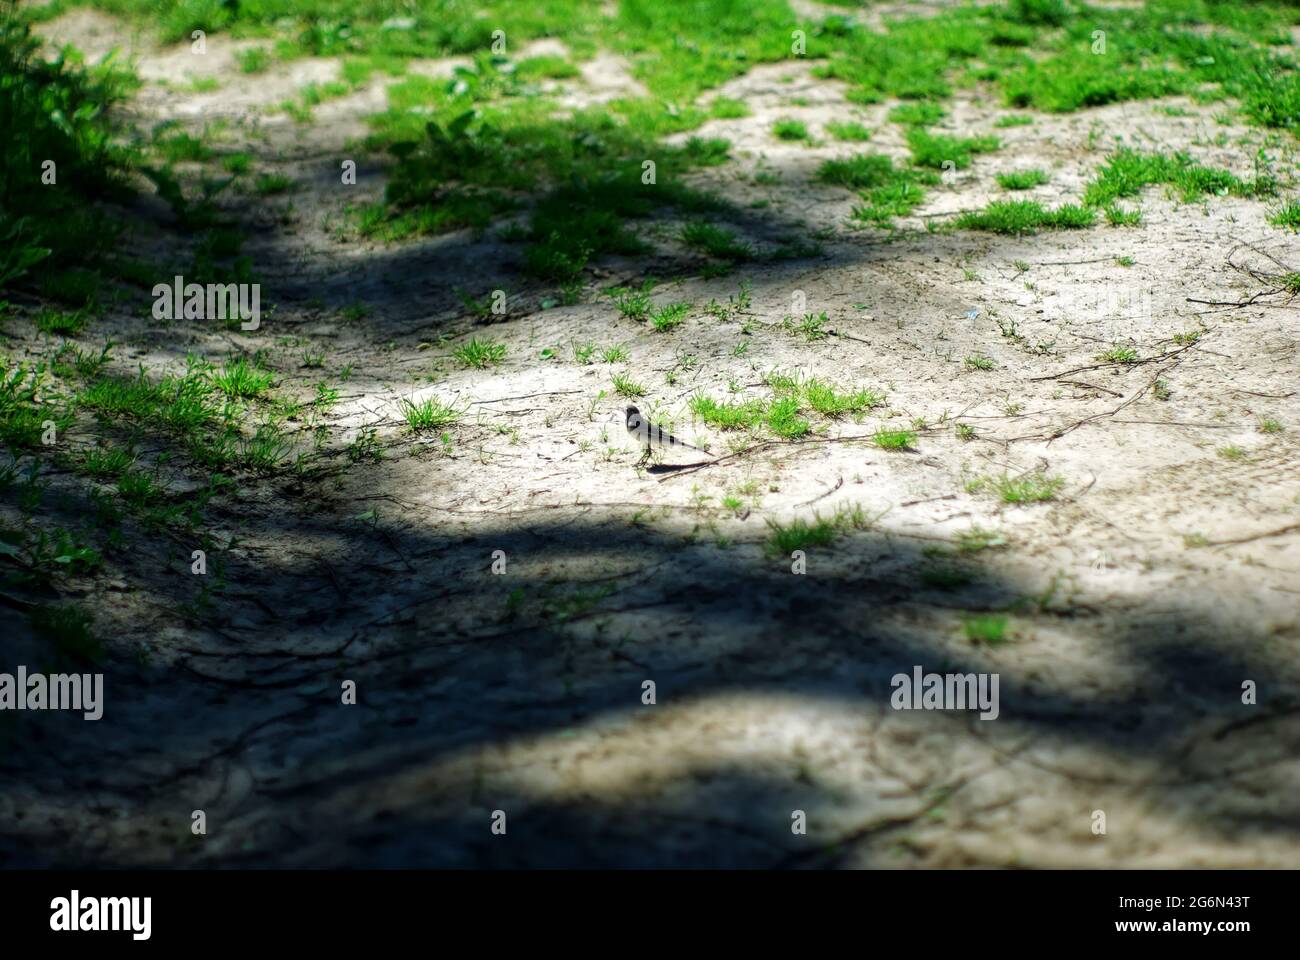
[2,5,1298,868]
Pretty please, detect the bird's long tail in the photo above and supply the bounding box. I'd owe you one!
[641,420,704,453]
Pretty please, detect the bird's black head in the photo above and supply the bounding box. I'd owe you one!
[625,405,640,425]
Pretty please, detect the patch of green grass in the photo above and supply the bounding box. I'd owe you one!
[81,368,208,434]
[239,421,292,471]
[956,200,1095,235]
[889,101,946,127]
[222,152,252,175]
[399,395,461,431]
[817,154,897,189]
[30,603,102,663]
[1083,148,1275,208]
[994,114,1035,128]
[539,582,616,622]
[964,355,996,371]
[993,472,1064,504]
[210,358,273,398]
[341,302,371,323]
[1002,56,1191,115]
[764,502,877,557]
[962,614,1009,646]
[766,395,810,438]
[7,525,104,584]
[818,155,938,226]
[710,97,751,119]
[116,469,164,510]
[812,13,977,103]
[612,372,646,397]
[1105,205,1143,226]
[873,428,916,451]
[280,97,314,123]
[680,221,753,261]
[803,378,885,416]
[683,136,732,166]
[453,337,507,369]
[765,514,837,556]
[76,358,289,472]
[779,311,826,342]
[614,286,653,320]
[237,47,272,73]
[610,0,800,105]
[357,188,515,242]
[1098,345,1139,363]
[1218,444,1247,460]
[689,394,766,430]
[34,307,89,336]
[763,369,800,397]
[854,179,931,226]
[996,169,1050,190]
[346,427,384,464]
[39,267,103,307]
[826,121,873,141]
[650,302,690,332]
[956,525,1007,553]
[907,129,999,169]
[600,345,629,363]
[1269,201,1300,230]
[253,173,294,196]
[751,369,888,431]
[1007,0,1069,28]
[1258,418,1283,434]
[516,54,581,81]
[0,15,137,294]
[772,118,810,141]
[155,131,211,164]
[81,445,134,479]
[364,94,722,251]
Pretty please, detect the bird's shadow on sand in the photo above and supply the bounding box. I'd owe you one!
[645,460,713,474]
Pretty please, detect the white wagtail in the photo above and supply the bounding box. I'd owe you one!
[625,405,704,463]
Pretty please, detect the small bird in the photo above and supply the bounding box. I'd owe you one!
[625,405,704,462]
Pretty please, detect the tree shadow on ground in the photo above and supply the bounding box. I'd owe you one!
[3,488,1298,866]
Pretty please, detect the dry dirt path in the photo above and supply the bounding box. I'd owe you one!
[2,6,1298,868]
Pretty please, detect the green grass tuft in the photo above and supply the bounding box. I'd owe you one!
[772,119,810,141]
[680,221,754,260]
[962,614,1009,646]
[996,169,1050,190]
[1084,149,1275,208]
[1269,201,1300,230]
[689,394,765,430]
[993,472,1064,503]
[210,358,273,398]
[612,372,646,397]
[889,101,947,127]
[34,307,89,336]
[650,302,690,332]
[453,337,507,369]
[399,395,461,431]
[825,121,873,141]
[907,129,999,170]
[956,200,1095,235]
[873,428,916,450]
